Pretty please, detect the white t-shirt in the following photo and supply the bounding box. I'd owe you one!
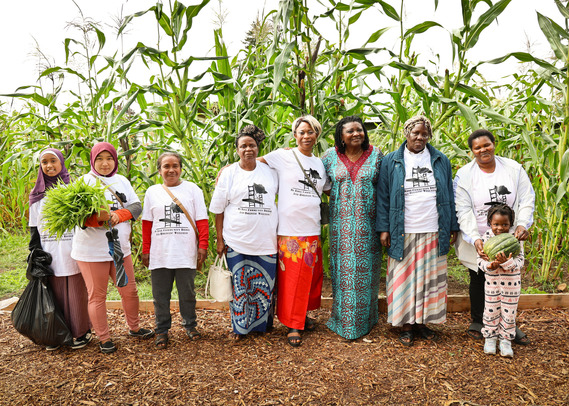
[29,199,80,277]
[142,181,208,270]
[403,147,439,233]
[209,162,278,255]
[471,160,517,235]
[71,173,139,262]
[263,148,330,236]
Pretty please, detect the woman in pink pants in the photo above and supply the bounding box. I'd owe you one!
[72,142,154,353]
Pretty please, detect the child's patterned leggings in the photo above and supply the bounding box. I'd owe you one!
[481,269,521,341]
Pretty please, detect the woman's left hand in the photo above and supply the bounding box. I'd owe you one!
[109,211,120,226]
[197,248,207,270]
[514,225,529,241]
[380,232,391,247]
[450,231,458,245]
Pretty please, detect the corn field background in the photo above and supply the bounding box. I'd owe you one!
[0,0,568,285]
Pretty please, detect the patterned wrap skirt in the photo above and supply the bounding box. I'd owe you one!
[226,247,277,335]
[276,236,323,330]
[386,232,447,327]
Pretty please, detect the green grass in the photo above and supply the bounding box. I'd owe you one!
[0,230,29,299]
[447,252,470,286]
[0,269,28,299]
[106,280,158,300]
[0,230,212,300]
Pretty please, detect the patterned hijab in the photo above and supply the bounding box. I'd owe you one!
[29,148,70,206]
[90,142,118,177]
[403,115,433,138]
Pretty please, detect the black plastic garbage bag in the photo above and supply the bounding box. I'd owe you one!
[106,227,127,288]
[11,249,73,347]
[25,247,54,280]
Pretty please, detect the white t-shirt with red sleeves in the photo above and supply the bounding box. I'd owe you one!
[71,173,139,262]
[29,199,80,277]
[209,162,278,255]
[142,181,208,270]
[263,148,330,236]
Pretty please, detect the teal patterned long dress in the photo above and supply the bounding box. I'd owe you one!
[322,146,383,340]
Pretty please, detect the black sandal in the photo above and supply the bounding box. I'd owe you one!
[304,317,317,332]
[399,330,414,347]
[186,328,201,341]
[467,322,484,340]
[155,333,169,350]
[287,328,302,347]
[415,325,439,341]
[514,327,530,346]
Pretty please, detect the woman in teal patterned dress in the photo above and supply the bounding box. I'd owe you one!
[322,115,383,340]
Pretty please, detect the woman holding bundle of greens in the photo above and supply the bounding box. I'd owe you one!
[210,125,279,340]
[259,115,330,347]
[141,152,209,349]
[72,142,154,354]
[28,148,91,351]
[322,115,383,340]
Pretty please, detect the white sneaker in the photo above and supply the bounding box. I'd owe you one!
[499,339,514,358]
[484,337,497,355]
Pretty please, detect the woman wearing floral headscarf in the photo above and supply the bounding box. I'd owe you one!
[72,142,154,354]
[29,148,91,350]
[377,115,459,347]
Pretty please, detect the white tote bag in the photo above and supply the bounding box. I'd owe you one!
[205,255,233,302]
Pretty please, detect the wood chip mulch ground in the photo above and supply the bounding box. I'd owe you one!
[1,307,568,406]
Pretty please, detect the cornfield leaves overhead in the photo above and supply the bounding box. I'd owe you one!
[1,0,567,282]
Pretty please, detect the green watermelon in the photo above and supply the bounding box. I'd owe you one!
[483,233,521,261]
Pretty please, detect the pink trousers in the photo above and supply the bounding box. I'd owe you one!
[77,255,140,342]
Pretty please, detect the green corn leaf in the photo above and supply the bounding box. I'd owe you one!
[465,0,512,50]
[537,12,569,61]
[365,27,391,45]
[554,0,569,19]
[272,41,295,96]
[404,21,443,38]
[456,102,479,130]
[377,0,400,21]
[485,52,561,74]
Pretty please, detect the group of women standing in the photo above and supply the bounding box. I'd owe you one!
[28,113,534,353]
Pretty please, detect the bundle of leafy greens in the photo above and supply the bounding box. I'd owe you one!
[43,178,110,239]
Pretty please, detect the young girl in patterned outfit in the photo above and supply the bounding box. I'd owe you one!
[478,204,524,358]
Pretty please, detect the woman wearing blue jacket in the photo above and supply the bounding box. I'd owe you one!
[376,115,459,347]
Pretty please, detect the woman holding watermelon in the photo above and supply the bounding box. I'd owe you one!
[454,129,535,345]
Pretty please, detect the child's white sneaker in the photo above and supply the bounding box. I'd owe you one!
[484,337,497,355]
[499,339,514,358]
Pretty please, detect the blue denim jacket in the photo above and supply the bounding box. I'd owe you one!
[376,142,459,260]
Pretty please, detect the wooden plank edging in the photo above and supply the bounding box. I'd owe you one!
[2,294,568,313]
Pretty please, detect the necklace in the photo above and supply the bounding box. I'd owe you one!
[345,149,363,162]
